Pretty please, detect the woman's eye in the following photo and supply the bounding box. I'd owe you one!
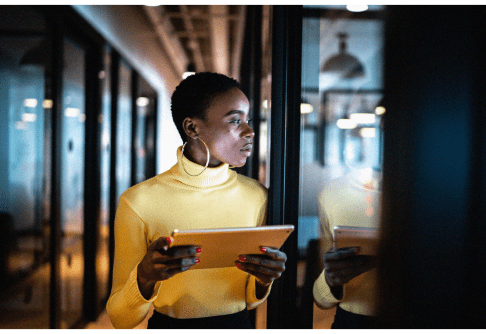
[247,118,253,125]
[230,119,241,125]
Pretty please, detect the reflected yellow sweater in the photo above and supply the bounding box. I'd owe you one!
[313,172,381,316]
[106,147,269,329]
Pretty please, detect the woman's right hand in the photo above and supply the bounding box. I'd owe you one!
[323,247,377,299]
[137,236,200,299]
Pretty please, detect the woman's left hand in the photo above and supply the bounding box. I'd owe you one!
[235,246,287,288]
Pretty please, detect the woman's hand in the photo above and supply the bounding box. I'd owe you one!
[235,246,287,298]
[137,236,200,299]
[323,247,377,299]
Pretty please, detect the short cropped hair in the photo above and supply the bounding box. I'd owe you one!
[171,72,243,141]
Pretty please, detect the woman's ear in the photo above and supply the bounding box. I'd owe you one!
[182,117,199,140]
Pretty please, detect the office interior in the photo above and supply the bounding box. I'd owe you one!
[1,5,485,329]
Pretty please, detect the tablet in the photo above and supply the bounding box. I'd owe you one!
[171,225,294,270]
[333,226,379,256]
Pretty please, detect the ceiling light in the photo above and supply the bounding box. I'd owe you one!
[346,5,369,12]
[23,99,38,108]
[65,108,80,118]
[43,99,53,109]
[360,127,376,137]
[337,119,357,129]
[22,113,37,122]
[350,112,376,124]
[300,103,314,114]
[136,97,150,107]
[182,63,196,79]
[375,106,386,115]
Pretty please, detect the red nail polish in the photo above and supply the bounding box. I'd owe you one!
[166,237,172,245]
[196,258,200,264]
[260,247,267,253]
[196,248,202,253]
[239,255,246,262]
[235,263,242,269]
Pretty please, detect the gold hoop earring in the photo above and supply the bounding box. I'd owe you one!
[181,137,210,176]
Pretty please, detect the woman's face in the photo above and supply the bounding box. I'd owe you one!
[196,87,254,168]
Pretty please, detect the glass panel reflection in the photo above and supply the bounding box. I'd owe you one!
[60,37,86,329]
[116,61,132,202]
[97,47,112,310]
[299,6,385,329]
[134,76,156,184]
[0,6,51,329]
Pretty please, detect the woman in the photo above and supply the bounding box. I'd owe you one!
[106,72,287,329]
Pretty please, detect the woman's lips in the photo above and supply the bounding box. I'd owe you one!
[240,144,253,156]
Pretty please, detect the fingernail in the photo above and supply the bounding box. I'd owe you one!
[166,237,172,245]
[235,263,242,269]
[195,258,200,264]
[260,247,267,253]
[239,255,246,262]
[196,247,202,253]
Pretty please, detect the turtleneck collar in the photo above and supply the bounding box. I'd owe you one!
[166,146,236,190]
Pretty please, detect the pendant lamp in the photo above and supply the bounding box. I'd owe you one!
[321,32,365,79]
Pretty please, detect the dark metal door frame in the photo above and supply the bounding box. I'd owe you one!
[265,5,303,329]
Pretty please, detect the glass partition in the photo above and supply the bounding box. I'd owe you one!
[97,46,112,312]
[116,60,133,202]
[299,6,385,328]
[133,75,157,184]
[0,6,51,329]
[60,37,86,329]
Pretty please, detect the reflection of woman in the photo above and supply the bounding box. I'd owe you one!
[106,72,287,329]
[313,171,381,329]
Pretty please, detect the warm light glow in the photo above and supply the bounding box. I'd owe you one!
[346,5,368,12]
[360,127,376,137]
[337,119,357,129]
[23,98,38,108]
[43,99,53,109]
[350,112,376,124]
[262,99,269,109]
[65,108,80,118]
[182,71,195,79]
[375,106,386,115]
[136,97,150,107]
[22,113,37,123]
[300,103,314,114]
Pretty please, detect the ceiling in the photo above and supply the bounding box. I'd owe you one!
[143,5,246,80]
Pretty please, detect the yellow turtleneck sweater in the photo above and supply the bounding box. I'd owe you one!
[106,146,270,329]
[313,171,381,317]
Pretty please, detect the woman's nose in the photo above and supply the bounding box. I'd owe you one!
[242,123,255,139]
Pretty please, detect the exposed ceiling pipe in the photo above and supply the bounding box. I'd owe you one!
[231,5,246,80]
[143,5,188,78]
[180,5,206,73]
[209,5,229,76]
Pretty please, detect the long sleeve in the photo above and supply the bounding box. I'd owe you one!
[106,197,162,329]
[246,275,272,309]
